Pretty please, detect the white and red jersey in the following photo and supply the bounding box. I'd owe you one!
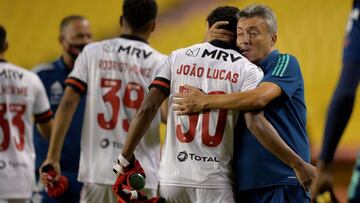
[0,61,52,199]
[65,35,166,188]
[150,42,263,189]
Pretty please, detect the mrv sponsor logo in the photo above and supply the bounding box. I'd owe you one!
[177,151,220,163]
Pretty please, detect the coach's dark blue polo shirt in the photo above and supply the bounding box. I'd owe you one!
[234,50,310,190]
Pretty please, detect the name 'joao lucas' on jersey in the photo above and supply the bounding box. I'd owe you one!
[176,63,239,83]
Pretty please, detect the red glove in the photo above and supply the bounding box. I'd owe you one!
[112,156,165,203]
[41,165,69,198]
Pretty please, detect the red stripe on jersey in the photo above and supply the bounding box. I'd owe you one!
[152,80,170,89]
[65,78,86,93]
[34,110,53,123]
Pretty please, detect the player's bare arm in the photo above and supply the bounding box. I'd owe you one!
[121,88,167,161]
[41,87,81,180]
[160,98,168,124]
[204,21,235,43]
[173,82,281,115]
[36,119,53,140]
[245,111,317,191]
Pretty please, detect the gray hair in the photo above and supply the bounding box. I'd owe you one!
[237,4,277,35]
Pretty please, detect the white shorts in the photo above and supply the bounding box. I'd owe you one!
[80,183,157,203]
[159,185,235,203]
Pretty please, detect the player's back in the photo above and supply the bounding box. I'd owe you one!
[154,41,263,188]
[66,35,166,188]
[0,61,52,199]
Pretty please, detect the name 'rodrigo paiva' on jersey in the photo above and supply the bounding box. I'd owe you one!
[0,61,52,199]
[65,36,166,188]
[150,42,263,189]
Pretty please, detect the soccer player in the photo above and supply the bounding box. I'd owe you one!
[0,25,53,203]
[114,6,314,203]
[40,0,166,202]
[173,5,315,203]
[31,15,92,203]
[311,0,360,202]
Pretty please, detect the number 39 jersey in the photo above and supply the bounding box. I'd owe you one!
[150,42,263,189]
[65,36,166,188]
[0,61,52,199]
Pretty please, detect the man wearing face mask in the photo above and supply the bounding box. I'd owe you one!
[32,15,92,203]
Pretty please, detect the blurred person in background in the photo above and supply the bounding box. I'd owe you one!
[31,15,92,203]
[40,0,167,202]
[311,0,360,202]
[0,24,53,203]
[173,4,315,203]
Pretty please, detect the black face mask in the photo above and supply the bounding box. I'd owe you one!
[67,43,87,60]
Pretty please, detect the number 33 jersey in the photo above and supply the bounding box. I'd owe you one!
[0,61,52,199]
[150,42,263,189]
[65,36,166,188]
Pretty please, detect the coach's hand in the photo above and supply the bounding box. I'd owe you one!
[173,85,206,115]
[204,21,235,43]
[293,161,317,192]
[310,161,333,200]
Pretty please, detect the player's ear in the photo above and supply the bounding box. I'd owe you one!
[150,19,156,32]
[3,41,8,52]
[119,16,124,27]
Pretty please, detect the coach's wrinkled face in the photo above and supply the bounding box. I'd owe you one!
[236,16,276,64]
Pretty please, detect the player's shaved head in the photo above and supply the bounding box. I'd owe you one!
[122,0,157,31]
[207,6,240,33]
[0,25,6,52]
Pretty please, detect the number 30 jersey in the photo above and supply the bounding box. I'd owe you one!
[65,36,166,188]
[0,61,52,199]
[150,42,263,189]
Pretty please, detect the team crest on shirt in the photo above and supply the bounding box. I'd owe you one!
[50,81,63,105]
[185,48,200,57]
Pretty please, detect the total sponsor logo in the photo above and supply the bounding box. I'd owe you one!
[100,138,123,149]
[0,159,28,170]
[177,151,220,163]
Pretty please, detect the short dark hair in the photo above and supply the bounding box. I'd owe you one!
[0,25,6,51]
[207,6,240,33]
[60,15,86,33]
[123,0,157,29]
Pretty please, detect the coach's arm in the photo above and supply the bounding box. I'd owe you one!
[245,111,316,191]
[172,82,280,114]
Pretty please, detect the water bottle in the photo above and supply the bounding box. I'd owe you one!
[129,173,145,190]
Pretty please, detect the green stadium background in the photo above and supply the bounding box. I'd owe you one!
[1,0,358,166]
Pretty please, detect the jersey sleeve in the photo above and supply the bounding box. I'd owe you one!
[241,62,264,91]
[32,74,53,123]
[65,46,90,95]
[262,54,301,98]
[149,54,173,96]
